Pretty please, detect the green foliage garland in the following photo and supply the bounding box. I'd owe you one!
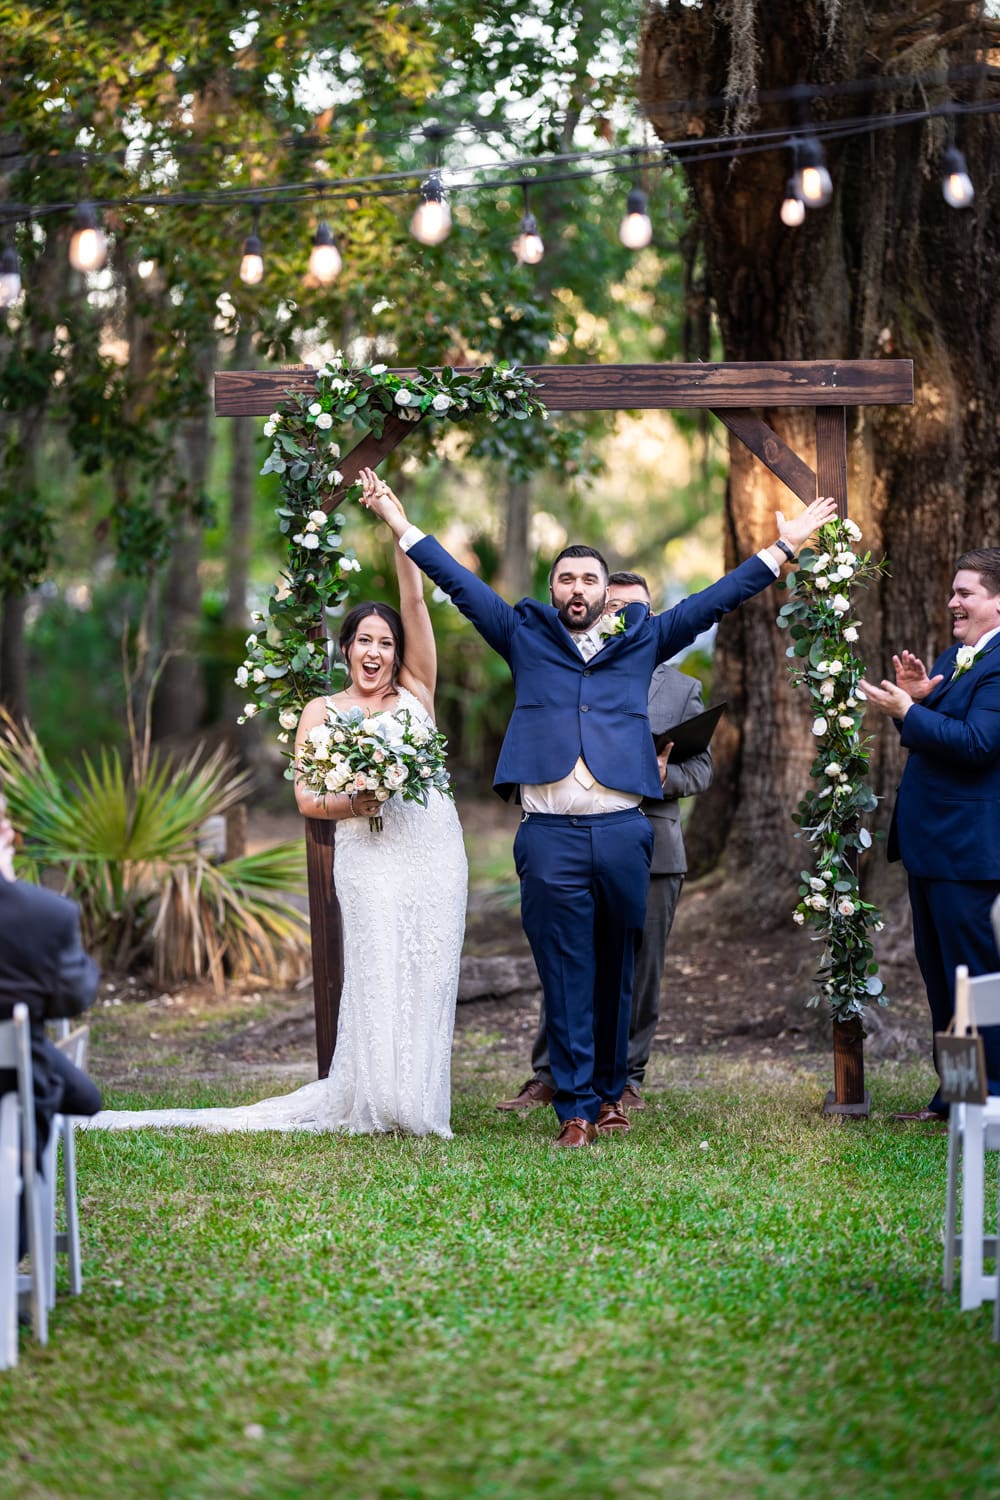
[777,518,890,1024]
[235,355,547,743]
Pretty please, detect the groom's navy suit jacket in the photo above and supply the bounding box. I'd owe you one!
[889,634,1000,878]
[409,535,774,800]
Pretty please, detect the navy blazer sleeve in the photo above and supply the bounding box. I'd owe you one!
[652,555,775,663]
[900,662,1000,769]
[407,536,518,660]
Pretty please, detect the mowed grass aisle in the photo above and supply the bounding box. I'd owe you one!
[1,1065,996,1500]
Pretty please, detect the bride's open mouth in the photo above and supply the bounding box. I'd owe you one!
[361,660,382,679]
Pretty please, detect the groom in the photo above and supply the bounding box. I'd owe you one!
[360,469,834,1146]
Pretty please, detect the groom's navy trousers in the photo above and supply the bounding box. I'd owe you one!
[514,807,654,1122]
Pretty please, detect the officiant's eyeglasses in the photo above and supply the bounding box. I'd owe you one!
[606,597,652,616]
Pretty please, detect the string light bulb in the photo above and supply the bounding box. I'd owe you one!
[794,136,833,208]
[308,221,342,283]
[942,144,975,208]
[619,186,653,249]
[410,173,451,246]
[779,179,806,227]
[68,203,107,272]
[0,246,21,308]
[239,205,264,285]
[512,185,544,265]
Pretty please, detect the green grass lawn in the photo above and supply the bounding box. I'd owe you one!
[1,1064,997,1500]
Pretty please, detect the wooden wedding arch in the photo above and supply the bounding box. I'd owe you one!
[215,358,914,1113]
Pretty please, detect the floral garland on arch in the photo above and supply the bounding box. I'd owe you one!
[776,516,890,1024]
[234,354,547,744]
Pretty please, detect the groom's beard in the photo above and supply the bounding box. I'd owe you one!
[554,596,605,632]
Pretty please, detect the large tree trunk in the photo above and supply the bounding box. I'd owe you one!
[640,0,1000,913]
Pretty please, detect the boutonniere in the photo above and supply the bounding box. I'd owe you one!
[598,613,627,641]
[952,644,978,679]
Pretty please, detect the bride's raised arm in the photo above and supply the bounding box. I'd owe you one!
[358,467,437,716]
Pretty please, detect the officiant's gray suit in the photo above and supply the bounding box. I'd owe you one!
[531,662,712,1088]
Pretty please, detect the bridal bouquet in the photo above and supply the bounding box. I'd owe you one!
[291,701,453,831]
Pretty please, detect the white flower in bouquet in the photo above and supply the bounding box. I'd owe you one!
[431,393,451,412]
[316,412,333,430]
[235,665,249,688]
[813,575,831,591]
[819,680,836,700]
[394,388,413,406]
[831,594,851,615]
[809,876,826,892]
[243,703,258,718]
[793,911,806,925]
[279,709,299,730]
[843,625,860,642]
[843,518,863,542]
[825,762,842,779]
[838,898,856,917]
[370,363,387,375]
[309,402,323,416]
[828,660,845,675]
[838,715,855,730]
[308,509,328,527]
[813,553,831,571]
[253,668,265,683]
[812,717,828,736]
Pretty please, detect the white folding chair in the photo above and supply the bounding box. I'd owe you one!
[0,1003,49,1367]
[941,966,1000,1335]
[41,1020,89,1301]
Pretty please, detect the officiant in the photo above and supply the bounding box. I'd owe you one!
[498,569,714,1116]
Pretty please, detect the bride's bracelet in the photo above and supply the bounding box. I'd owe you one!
[347,791,358,817]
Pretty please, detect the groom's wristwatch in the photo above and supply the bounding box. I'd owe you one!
[773,538,796,562]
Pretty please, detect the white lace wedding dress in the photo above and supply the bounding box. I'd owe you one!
[87,689,468,1139]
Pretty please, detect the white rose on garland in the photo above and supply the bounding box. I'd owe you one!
[776,517,890,1024]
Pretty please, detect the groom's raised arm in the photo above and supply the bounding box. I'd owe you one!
[652,494,839,662]
[357,470,518,660]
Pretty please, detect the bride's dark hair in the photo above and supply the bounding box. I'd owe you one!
[338,602,405,692]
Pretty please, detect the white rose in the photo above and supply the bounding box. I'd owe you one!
[300,533,320,550]
[819,681,836,700]
[333,730,345,744]
[813,553,831,570]
[838,898,856,916]
[812,717,828,736]
[409,723,430,746]
[369,363,387,375]
[846,696,857,708]
[263,421,276,437]
[825,763,842,778]
[809,876,826,892]
[394,388,413,406]
[362,718,380,734]
[843,626,859,642]
[375,787,392,802]
[363,773,380,791]
[838,715,854,730]
[309,509,327,527]
[292,533,305,545]
[843,518,862,541]
[831,594,851,615]
[793,911,806,925]
[329,470,343,487]
[808,894,827,910]
[324,769,342,792]
[316,412,333,430]
[340,557,362,573]
[431,393,451,412]
[828,660,844,675]
[253,668,265,684]
[245,634,258,648]
[309,402,322,416]
[235,666,249,688]
[385,763,407,789]
[279,709,298,730]
[243,703,258,718]
[268,412,282,426]
[813,576,831,591]
[855,687,867,700]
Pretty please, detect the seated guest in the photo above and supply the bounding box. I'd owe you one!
[0,789,101,1250]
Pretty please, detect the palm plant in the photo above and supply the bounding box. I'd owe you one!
[0,712,309,989]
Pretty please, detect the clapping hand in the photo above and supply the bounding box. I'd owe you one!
[892,650,943,701]
[775,494,839,552]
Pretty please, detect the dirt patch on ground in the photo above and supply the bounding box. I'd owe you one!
[89,799,932,1094]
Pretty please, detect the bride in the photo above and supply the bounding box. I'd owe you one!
[88,467,468,1138]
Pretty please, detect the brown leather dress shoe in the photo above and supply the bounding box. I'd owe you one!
[596,1100,631,1135]
[552,1117,597,1148]
[496,1077,555,1111]
[892,1107,949,1123]
[620,1084,645,1111]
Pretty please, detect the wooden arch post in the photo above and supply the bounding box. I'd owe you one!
[215,359,914,1110]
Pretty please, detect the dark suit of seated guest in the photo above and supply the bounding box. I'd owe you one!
[0,794,101,1251]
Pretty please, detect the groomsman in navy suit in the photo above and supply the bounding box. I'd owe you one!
[862,548,1000,1118]
[360,469,835,1147]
